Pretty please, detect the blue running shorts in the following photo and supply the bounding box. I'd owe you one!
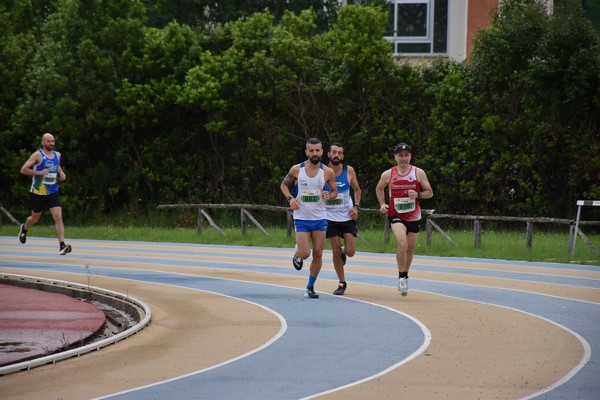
[294,219,328,232]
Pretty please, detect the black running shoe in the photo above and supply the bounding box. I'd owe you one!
[341,251,347,266]
[304,287,319,298]
[292,254,303,270]
[18,224,27,244]
[333,282,347,296]
[59,244,72,256]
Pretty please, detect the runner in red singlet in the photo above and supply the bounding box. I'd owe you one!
[375,143,433,296]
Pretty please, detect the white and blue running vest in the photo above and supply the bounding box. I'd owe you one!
[325,164,353,222]
[293,162,327,221]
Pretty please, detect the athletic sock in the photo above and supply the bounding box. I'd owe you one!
[307,275,317,288]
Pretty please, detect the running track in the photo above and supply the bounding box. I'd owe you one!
[0,236,599,399]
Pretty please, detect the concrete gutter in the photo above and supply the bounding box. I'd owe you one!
[0,273,152,375]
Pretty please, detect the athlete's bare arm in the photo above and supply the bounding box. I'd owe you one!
[322,166,338,201]
[280,166,298,196]
[417,168,433,199]
[281,165,300,210]
[348,166,361,205]
[375,169,391,214]
[20,152,43,176]
[347,165,361,220]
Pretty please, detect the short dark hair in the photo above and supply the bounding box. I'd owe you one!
[306,138,322,148]
[330,142,343,150]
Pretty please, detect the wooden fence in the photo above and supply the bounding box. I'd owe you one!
[0,204,21,227]
[426,213,599,255]
[157,203,293,237]
[2,201,596,255]
[156,203,599,256]
[157,203,404,238]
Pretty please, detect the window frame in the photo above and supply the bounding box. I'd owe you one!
[384,0,447,56]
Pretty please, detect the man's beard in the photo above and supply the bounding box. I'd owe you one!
[309,156,320,165]
[330,158,341,166]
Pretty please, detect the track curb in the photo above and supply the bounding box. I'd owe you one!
[0,273,152,375]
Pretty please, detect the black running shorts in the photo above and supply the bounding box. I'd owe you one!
[326,220,358,239]
[30,192,62,213]
[388,216,421,234]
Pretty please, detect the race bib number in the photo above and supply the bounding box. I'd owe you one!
[394,197,415,213]
[325,197,344,208]
[42,173,57,185]
[300,190,321,203]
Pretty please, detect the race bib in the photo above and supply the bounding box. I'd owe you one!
[42,173,57,185]
[394,197,415,213]
[325,197,345,208]
[300,190,321,203]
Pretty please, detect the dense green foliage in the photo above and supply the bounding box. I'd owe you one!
[1,0,599,221]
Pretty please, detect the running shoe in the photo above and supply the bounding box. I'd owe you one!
[18,224,27,244]
[333,282,347,296]
[59,244,72,256]
[398,277,408,297]
[304,287,319,299]
[292,253,303,270]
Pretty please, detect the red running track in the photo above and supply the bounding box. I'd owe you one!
[0,284,105,367]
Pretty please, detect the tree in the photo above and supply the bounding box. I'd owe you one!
[2,1,597,220]
[466,0,600,216]
[143,0,340,31]
[0,9,40,204]
[5,0,150,216]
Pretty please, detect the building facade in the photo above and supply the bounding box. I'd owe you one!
[346,0,554,62]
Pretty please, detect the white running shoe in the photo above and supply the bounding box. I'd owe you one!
[398,277,408,297]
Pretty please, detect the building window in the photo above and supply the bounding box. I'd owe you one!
[385,0,448,55]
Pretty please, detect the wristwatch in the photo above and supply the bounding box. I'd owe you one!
[354,204,361,210]
[286,195,294,202]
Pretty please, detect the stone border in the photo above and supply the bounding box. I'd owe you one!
[0,273,152,375]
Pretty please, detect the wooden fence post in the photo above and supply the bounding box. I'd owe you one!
[0,204,21,227]
[384,216,390,243]
[197,208,203,235]
[568,224,576,254]
[426,218,458,247]
[240,209,269,236]
[198,209,225,236]
[426,219,432,246]
[474,220,481,248]
[526,221,533,248]
[240,209,247,235]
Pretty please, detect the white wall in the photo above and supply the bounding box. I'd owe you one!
[447,0,468,62]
